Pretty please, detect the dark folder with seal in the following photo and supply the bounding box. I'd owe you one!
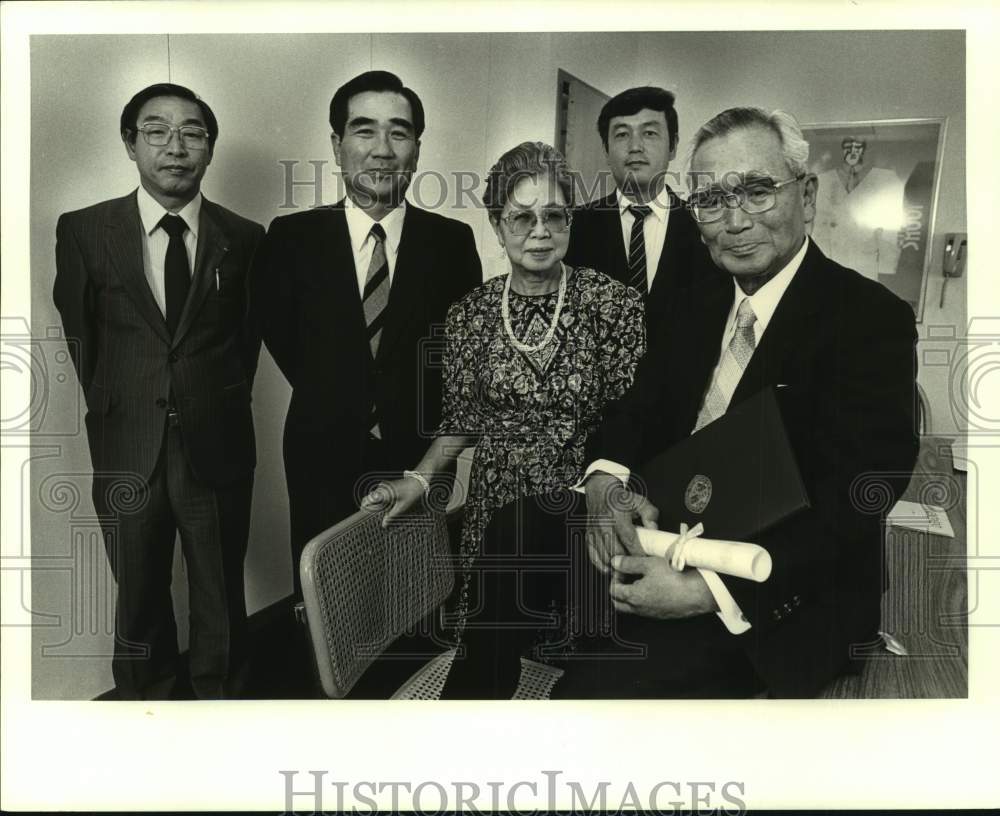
[639,386,810,541]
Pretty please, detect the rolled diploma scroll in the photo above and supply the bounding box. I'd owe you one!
[634,526,772,582]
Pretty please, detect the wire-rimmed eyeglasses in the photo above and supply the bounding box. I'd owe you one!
[135,124,211,151]
[689,174,805,223]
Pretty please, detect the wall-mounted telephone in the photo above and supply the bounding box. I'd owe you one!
[943,232,967,278]
[939,232,967,309]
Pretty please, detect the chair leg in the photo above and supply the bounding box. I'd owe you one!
[294,602,327,698]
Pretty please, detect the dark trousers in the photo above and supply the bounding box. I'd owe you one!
[286,435,445,697]
[93,420,252,700]
[287,435,399,599]
[437,494,764,700]
[440,492,585,699]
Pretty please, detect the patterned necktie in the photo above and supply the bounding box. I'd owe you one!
[363,222,390,439]
[693,298,758,432]
[626,204,653,295]
[159,214,190,337]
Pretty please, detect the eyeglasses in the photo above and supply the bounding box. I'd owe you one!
[135,124,211,150]
[501,207,573,236]
[689,174,805,223]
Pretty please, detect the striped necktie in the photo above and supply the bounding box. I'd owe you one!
[626,204,652,295]
[693,298,757,432]
[363,223,390,357]
[363,222,390,439]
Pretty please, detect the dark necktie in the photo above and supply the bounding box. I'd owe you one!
[363,223,390,438]
[627,204,653,295]
[159,214,191,337]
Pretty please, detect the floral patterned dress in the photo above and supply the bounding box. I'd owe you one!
[437,266,646,634]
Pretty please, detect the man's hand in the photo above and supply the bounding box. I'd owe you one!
[584,472,659,574]
[610,555,718,619]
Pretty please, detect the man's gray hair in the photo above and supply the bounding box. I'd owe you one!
[689,107,810,177]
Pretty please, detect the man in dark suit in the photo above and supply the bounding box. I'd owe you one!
[253,71,481,597]
[569,107,918,698]
[53,83,265,699]
[565,86,718,333]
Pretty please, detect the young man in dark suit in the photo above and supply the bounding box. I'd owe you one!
[253,71,482,597]
[53,83,265,699]
[570,107,919,699]
[564,86,719,333]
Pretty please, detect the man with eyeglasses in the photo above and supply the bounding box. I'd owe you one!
[53,83,265,699]
[565,107,918,699]
[565,86,719,334]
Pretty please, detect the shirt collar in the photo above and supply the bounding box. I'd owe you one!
[616,184,671,223]
[344,196,406,254]
[136,185,202,238]
[730,236,810,332]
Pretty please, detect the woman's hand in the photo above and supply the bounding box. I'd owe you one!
[360,476,427,527]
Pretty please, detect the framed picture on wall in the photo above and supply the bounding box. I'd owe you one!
[802,118,948,321]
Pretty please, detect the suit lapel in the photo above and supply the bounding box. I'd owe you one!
[601,194,628,281]
[375,205,423,362]
[173,199,230,347]
[649,186,691,297]
[324,203,370,350]
[105,193,171,344]
[731,240,826,405]
[680,272,733,427]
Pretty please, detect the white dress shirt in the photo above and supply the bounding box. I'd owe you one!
[135,185,201,316]
[344,196,406,296]
[700,236,808,405]
[616,185,671,292]
[579,237,811,635]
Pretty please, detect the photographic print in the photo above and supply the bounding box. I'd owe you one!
[2,4,996,814]
[805,118,947,320]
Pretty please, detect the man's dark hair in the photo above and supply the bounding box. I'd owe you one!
[329,70,425,139]
[597,86,678,152]
[120,83,219,149]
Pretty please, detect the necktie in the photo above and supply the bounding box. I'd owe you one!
[363,223,390,439]
[693,298,757,432]
[626,204,652,295]
[159,214,190,338]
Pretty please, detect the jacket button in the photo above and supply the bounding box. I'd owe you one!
[783,603,792,613]
[771,610,781,621]
[168,352,179,363]
[155,398,167,408]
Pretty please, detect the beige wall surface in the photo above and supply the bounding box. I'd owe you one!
[29,31,966,699]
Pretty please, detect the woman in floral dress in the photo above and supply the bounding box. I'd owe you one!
[363,141,645,697]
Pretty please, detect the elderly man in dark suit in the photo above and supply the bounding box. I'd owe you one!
[565,86,719,333]
[53,83,265,699]
[253,70,481,598]
[568,107,918,699]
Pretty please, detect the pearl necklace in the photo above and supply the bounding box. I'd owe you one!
[501,263,567,353]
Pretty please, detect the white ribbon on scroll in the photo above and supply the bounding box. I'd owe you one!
[634,522,773,583]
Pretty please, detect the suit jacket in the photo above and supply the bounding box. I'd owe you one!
[564,186,721,332]
[594,240,919,697]
[252,201,482,503]
[54,192,265,488]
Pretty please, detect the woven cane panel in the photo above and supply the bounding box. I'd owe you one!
[392,651,564,700]
[301,509,453,698]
